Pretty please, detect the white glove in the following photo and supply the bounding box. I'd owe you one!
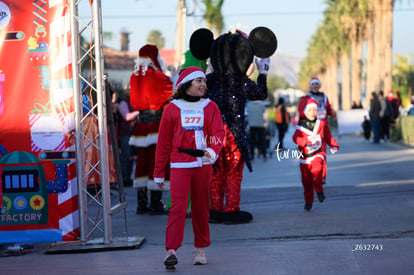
[255,57,270,75]
[156,182,166,190]
[330,147,338,154]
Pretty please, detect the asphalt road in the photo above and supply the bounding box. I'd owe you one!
[1,130,414,275]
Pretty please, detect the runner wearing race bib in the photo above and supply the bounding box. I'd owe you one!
[154,67,224,270]
[293,97,339,211]
[305,77,336,185]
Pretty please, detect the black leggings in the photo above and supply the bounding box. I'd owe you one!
[276,123,287,149]
[249,126,267,158]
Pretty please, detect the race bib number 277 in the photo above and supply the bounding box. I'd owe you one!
[181,109,204,130]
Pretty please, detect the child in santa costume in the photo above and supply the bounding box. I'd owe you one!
[305,77,336,185]
[129,44,172,214]
[153,66,224,269]
[292,97,339,211]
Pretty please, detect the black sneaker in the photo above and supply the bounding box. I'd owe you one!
[304,203,313,211]
[317,191,325,202]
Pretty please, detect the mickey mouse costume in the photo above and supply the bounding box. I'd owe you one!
[190,27,277,224]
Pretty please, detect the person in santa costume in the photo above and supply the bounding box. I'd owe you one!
[189,27,277,224]
[129,44,172,214]
[153,66,224,269]
[305,77,336,185]
[292,97,339,211]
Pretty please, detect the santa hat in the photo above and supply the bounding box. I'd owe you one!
[298,96,318,118]
[135,44,165,74]
[387,90,394,101]
[309,77,322,87]
[175,66,206,88]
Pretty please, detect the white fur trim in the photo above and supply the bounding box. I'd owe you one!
[296,120,321,136]
[170,160,203,168]
[135,57,153,75]
[157,52,167,73]
[299,154,325,164]
[309,78,321,87]
[176,71,205,87]
[129,133,158,147]
[133,178,147,189]
[303,103,318,114]
[148,179,170,191]
[204,147,217,163]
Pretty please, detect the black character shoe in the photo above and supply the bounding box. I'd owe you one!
[304,203,313,211]
[221,210,253,224]
[317,191,325,202]
[209,210,222,223]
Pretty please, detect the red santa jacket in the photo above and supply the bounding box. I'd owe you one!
[128,67,173,147]
[153,98,225,183]
[129,68,172,111]
[306,92,335,121]
[292,119,339,164]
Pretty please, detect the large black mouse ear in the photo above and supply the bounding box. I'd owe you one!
[190,28,214,60]
[210,33,254,75]
[249,26,277,58]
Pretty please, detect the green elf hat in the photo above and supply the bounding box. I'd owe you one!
[182,50,208,72]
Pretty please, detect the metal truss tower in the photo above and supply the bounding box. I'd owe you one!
[69,0,129,246]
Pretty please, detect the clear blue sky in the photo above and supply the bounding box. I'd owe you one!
[80,0,414,58]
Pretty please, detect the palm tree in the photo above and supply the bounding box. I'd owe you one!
[202,0,224,37]
[319,5,342,110]
[365,0,395,107]
[323,0,352,110]
[365,0,377,107]
[297,33,325,90]
[393,54,414,105]
[298,2,342,110]
[341,0,369,109]
[299,0,398,111]
[147,29,165,49]
[328,0,353,110]
[381,0,395,95]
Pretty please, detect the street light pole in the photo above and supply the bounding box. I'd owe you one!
[174,0,186,68]
[174,0,197,68]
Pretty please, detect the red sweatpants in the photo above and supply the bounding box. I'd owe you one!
[300,157,325,204]
[166,165,212,250]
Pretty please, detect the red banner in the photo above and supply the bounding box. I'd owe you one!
[0,0,79,243]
